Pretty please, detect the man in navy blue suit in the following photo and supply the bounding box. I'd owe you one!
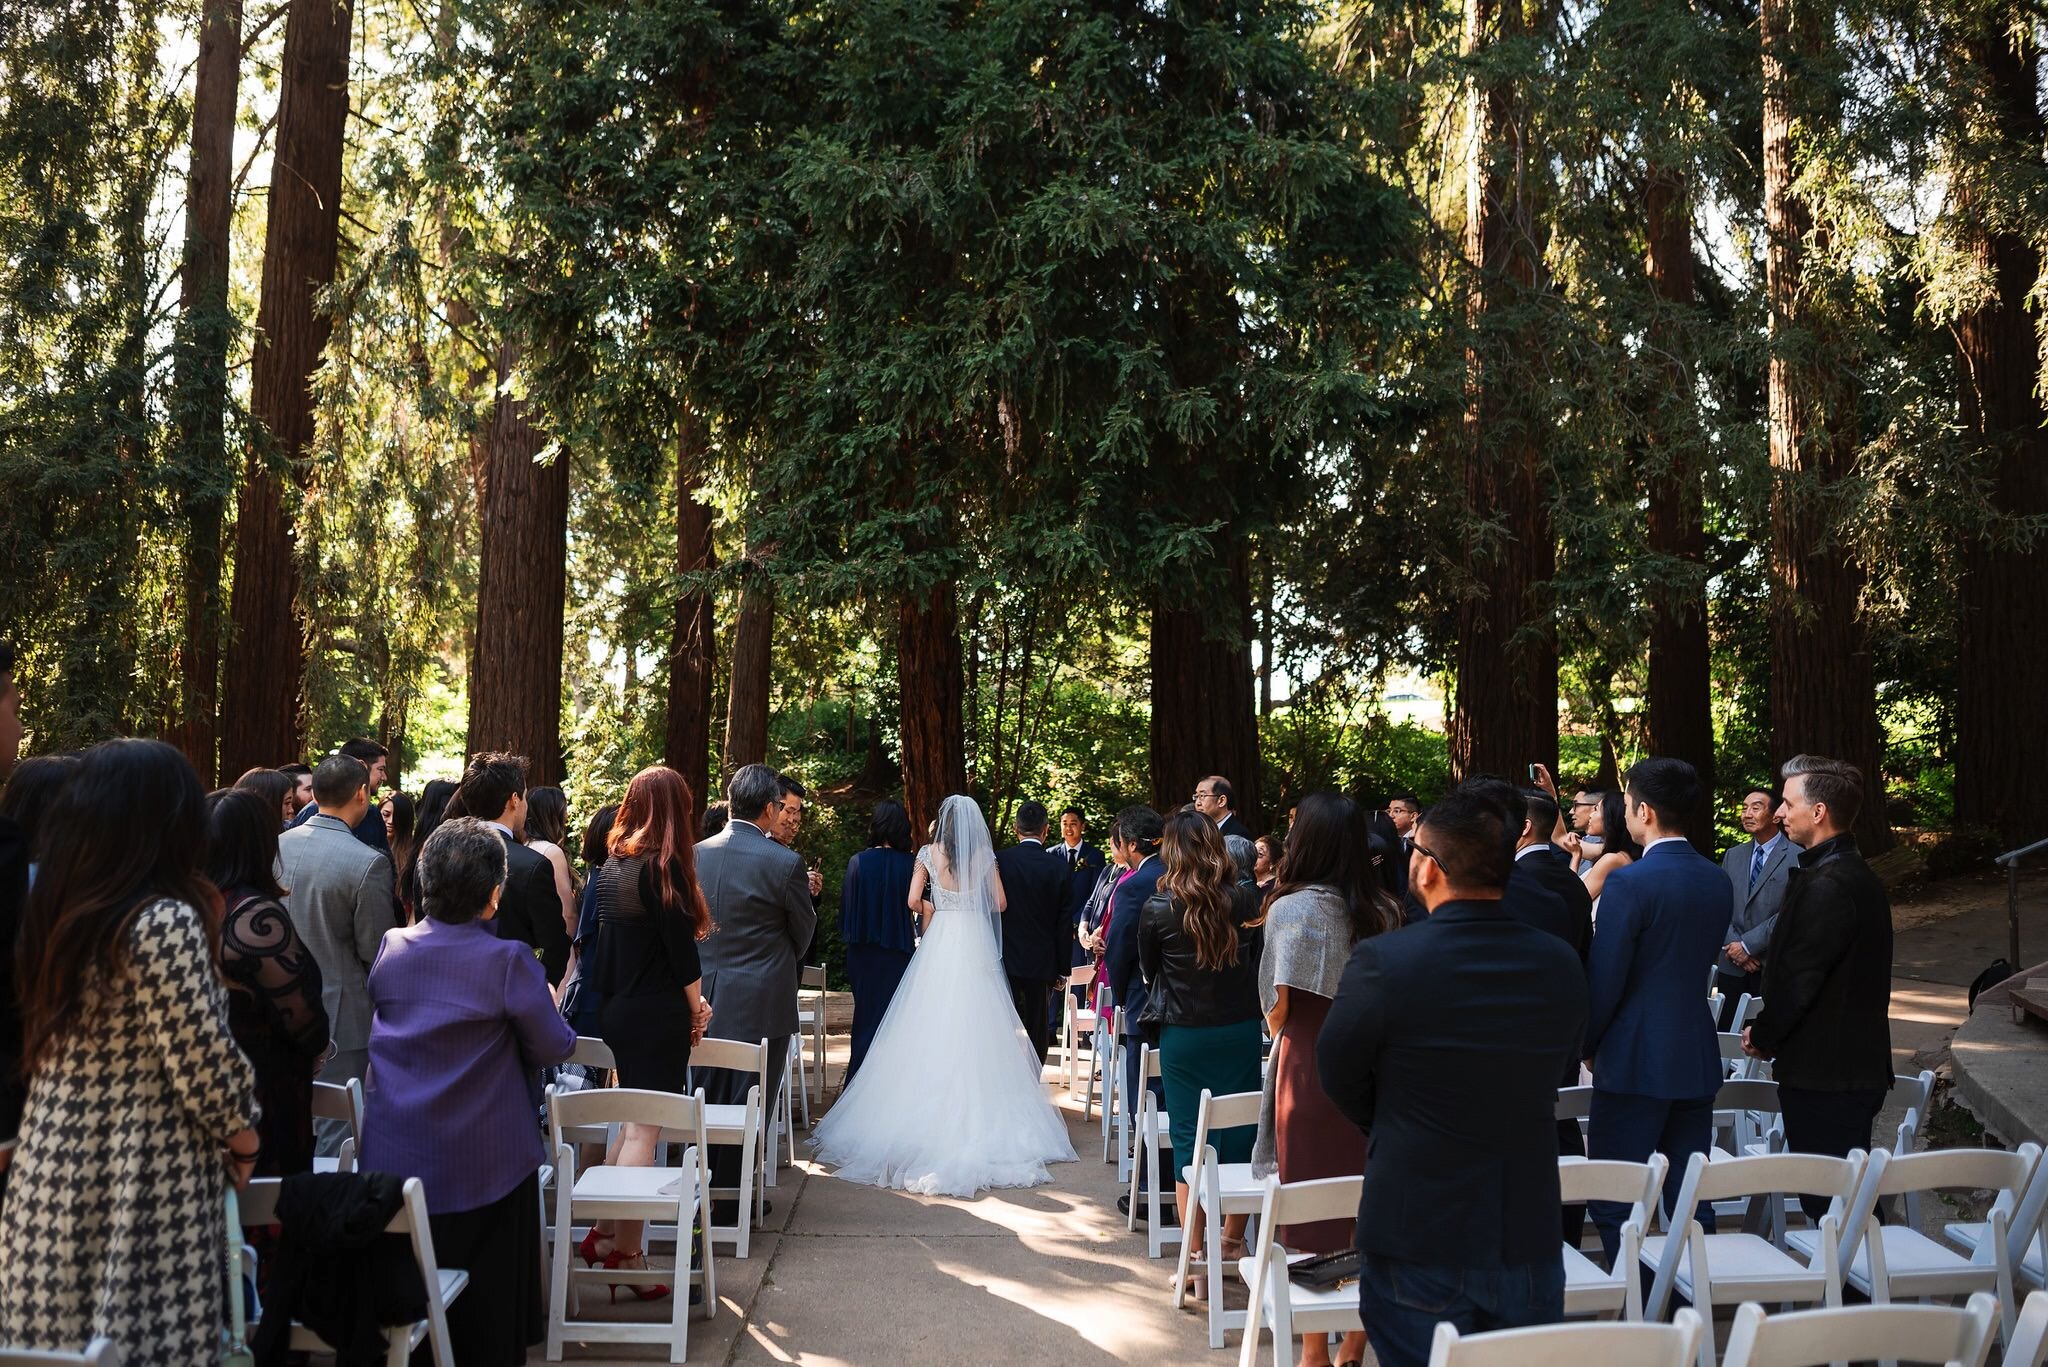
[1056,805,1106,993]
[993,800,1076,1065]
[1103,803,1168,1222]
[1584,757,1727,1262]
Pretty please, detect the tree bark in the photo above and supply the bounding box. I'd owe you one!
[1150,543,1261,824]
[467,342,568,785]
[170,0,241,786]
[1762,0,1892,850]
[723,567,774,776]
[220,0,352,777]
[1642,166,1716,846]
[1450,0,1559,782]
[898,582,966,839]
[1952,25,2048,848]
[665,411,718,827]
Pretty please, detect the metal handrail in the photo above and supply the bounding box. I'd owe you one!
[1996,834,2048,975]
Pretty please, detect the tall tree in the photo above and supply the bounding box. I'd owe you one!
[221,0,353,776]
[1950,15,2048,848]
[899,581,966,838]
[1760,0,1891,850]
[723,562,774,776]
[467,342,567,783]
[665,414,718,821]
[1451,0,1560,782]
[1150,544,1261,822]
[169,0,241,785]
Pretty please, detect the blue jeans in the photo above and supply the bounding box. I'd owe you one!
[1356,1255,1565,1367]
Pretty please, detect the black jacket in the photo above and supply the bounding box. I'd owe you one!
[994,840,1073,984]
[1217,812,1254,844]
[495,829,571,985]
[253,1172,426,1367]
[1514,845,1593,964]
[1136,884,1261,1032]
[1749,834,1893,1092]
[1318,898,1587,1269]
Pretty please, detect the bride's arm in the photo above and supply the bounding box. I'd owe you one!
[907,859,928,911]
[991,868,1007,914]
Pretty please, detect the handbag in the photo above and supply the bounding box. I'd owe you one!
[221,1187,257,1367]
[1286,1248,1360,1291]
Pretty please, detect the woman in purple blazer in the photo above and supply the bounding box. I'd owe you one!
[362,817,576,1367]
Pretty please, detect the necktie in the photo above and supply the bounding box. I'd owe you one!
[1749,844,1767,894]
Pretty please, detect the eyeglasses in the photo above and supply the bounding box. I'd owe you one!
[1409,841,1444,872]
[1192,790,1217,801]
[1571,799,1599,809]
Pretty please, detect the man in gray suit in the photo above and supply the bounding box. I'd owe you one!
[695,763,816,1219]
[1718,784,1798,1028]
[278,754,398,1154]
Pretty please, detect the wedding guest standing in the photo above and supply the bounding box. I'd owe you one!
[1140,809,1263,1291]
[0,754,78,878]
[0,739,260,1366]
[458,753,571,985]
[525,784,582,948]
[1718,784,1796,1027]
[1104,804,1167,1223]
[287,737,392,853]
[235,767,297,828]
[586,767,713,1287]
[565,803,618,1039]
[380,789,417,909]
[1251,793,1391,1367]
[361,818,577,1365]
[206,788,330,1177]
[840,800,918,1080]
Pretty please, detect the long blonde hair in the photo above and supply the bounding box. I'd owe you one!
[1159,809,1242,971]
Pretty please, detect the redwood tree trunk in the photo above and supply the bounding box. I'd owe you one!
[723,569,774,776]
[1450,0,1558,782]
[665,413,718,826]
[1642,167,1716,845]
[898,581,966,839]
[220,0,351,777]
[170,0,241,785]
[1762,0,1891,851]
[1150,543,1260,825]
[1952,27,2048,849]
[467,342,568,785]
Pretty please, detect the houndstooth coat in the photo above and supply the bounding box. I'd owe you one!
[0,899,259,1364]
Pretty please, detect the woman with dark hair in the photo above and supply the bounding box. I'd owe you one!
[1251,832,1283,894]
[381,788,417,899]
[206,788,330,1178]
[524,784,580,946]
[1574,789,1642,905]
[582,767,713,1290]
[235,765,296,828]
[361,818,576,1365]
[0,753,79,874]
[401,778,459,918]
[564,802,619,1038]
[1249,793,1392,1367]
[0,740,259,1364]
[839,800,918,1080]
[1139,808,1263,1294]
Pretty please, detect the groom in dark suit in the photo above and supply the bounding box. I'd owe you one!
[994,801,1073,1066]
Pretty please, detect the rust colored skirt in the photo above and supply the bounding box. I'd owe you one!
[1274,990,1367,1254]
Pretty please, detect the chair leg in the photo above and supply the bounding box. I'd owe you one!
[1205,1180,1225,1347]
[1173,1175,1200,1308]
[548,1195,572,1359]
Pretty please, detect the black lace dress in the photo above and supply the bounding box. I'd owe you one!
[220,886,331,1177]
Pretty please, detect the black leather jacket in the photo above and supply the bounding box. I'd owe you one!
[1137,883,1263,1030]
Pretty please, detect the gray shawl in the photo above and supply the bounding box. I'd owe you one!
[1252,885,1357,1176]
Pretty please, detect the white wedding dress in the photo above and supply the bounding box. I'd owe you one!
[810,796,1077,1197]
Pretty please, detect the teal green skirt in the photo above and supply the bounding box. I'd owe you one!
[1159,1019,1263,1165]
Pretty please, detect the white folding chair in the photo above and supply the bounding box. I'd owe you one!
[2006,1290,2048,1367]
[1125,1044,1180,1257]
[1102,1005,1125,1166]
[1172,1088,1264,1345]
[774,1037,801,1177]
[1796,1145,2041,1343]
[1642,1150,1863,1367]
[1556,1085,1594,1149]
[1236,1175,1364,1367]
[1945,1143,2048,1299]
[1561,1155,1666,1321]
[1426,1310,1704,1366]
[692,1036,768,1257]
[0,1343,122,1365]
[796,965,827,1123]
[239,1175,460,1367]
[545,1087,714,1364]
[1063,964,1099,1101]
[309,1078,364,1174]
[1891,1070,1938,1227]
[1720,1293,1999,1367]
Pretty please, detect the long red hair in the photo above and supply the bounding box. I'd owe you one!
[609,766,712,938]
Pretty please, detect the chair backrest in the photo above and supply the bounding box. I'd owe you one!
[1721,1293,1999,1367]
[0,1341,122,1366]
[1894,1069,1937,1152]
[1139,1043,1163,1083]
[800,965,827,993]
[310,1077,364,1142]
[1558,1155,1667,1222]
[1679,1149,1862,1212]
[1427,1309,1704,1367]
[1844,1144,2041,1272]
[1262,1173,1365,1230]
[692,1035,770,1090]
[1713,1077,1781,1113]
[549,1085,709,1149]
[237,1174,454,1348]
[569,1035,617,1070]
[2006,1290,2048,1367]
[1070,962,1098,989]
[1191,1088,1261,1162]
[1555,1086,1594,1122]
[1733,993,1764,1027]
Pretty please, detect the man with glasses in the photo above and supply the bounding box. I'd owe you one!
[1192,775,1252,842]
[1717,785,1795,1028]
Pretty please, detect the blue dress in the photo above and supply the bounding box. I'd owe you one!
[839,847,917,1078]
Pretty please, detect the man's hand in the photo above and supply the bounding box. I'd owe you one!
[807,867,823,899]
[1740,1025,1762,1059]
[1532,763,1559,800]
[1725,942,1758,973]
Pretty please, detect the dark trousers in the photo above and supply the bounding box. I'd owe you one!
[1587,1089,1716,1264]
[844,944,913,1081]
[695,1034,791,1206]
[1009,974,1054,1065]
[1356,1254,1565,1367]
[1781,1084,1886,1221]
[416,1171,542,1367]
[1716,970,1761,1029]
[1558,1115,1587,1247]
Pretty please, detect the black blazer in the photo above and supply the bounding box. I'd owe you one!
[1217,812,1254,843]
[1318,899,1587,1269]
[1136,884,1262,1030]
[1749,834,1893,1092]
[994,840,1073,984]
[1514,846,1593,963]
[494,829,571,985]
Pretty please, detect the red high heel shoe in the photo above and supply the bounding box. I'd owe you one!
[577,1228,611,1267]
[602,1248,671,1303]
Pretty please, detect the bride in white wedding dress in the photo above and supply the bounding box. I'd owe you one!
[810,794,1078,1197]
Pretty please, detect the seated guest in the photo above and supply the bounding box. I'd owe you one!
[1139,809,1263,1294]
[361,817,577,1365]
[586,767,713,1293]
[840,801,918,1080]
[1252,792,1392,1367]
[1319,788,1587,1367]
[205,788,330,1177]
